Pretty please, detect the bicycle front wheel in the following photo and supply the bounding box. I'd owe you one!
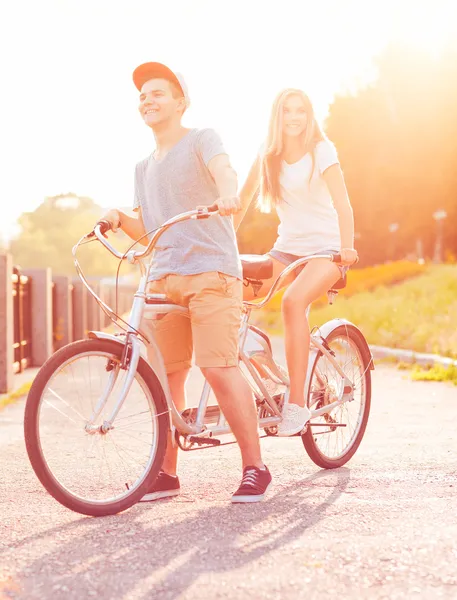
[24,339,169,516]
[302,325,372,469]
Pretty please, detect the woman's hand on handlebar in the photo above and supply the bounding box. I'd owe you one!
[208,196,242,217]
[340,248,359,266]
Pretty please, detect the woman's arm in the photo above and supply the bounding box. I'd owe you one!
[233,155,261,231]
[322,164,357,264]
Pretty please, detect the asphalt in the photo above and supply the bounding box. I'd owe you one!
[1,359,456,599]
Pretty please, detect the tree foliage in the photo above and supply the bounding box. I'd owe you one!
[10,194,123,276]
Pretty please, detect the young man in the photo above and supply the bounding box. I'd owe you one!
[101,62,271,503]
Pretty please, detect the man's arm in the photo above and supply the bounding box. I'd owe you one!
[207,154,241,216]
[101,208,149,246]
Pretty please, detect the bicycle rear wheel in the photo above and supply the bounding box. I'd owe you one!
[302,325,372,469]
[24,339,168,516]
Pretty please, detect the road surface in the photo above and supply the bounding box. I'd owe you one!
[1,357,456,599]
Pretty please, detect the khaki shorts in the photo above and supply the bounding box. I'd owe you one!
[143,272,243,374]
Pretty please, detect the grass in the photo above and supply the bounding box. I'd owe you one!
[375,356,457,386]
[258,264,457,359]
[411,364,457,385]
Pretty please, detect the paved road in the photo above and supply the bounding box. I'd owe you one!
[1,357,456,599]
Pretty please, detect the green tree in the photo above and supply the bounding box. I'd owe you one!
[10,194,132,276]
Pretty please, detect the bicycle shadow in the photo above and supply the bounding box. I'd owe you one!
[12,467,350,599]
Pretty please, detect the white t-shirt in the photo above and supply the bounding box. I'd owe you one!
[266,139,341,255]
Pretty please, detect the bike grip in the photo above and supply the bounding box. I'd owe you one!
[96,220,112,236]
[195,205,219,219]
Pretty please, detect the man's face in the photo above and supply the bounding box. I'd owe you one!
[138,78,184,127]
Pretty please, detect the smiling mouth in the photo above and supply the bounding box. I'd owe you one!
[144,109,159,116]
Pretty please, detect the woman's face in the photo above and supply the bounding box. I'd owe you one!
[282,94,308,138]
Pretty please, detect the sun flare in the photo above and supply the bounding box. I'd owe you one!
[390,1,457,56]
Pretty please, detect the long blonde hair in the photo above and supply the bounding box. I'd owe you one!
[259,89,325,213]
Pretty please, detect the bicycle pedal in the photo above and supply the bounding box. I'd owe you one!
[187,435,221,446]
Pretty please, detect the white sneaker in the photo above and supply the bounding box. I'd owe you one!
[277,403,312,437]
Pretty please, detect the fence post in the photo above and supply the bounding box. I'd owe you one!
[103,285,116,328]
[23,267,53,367]
[53,275,73,351]
[0,253,14,393]
[72,279,88,340]
[87,280,101,332]
[99,283,110,328]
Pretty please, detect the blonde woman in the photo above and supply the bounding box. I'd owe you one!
[235,89,358,436]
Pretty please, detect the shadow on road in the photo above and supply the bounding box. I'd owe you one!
[6,467,350,599]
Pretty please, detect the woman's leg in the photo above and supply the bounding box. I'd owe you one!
[281,259,341,408]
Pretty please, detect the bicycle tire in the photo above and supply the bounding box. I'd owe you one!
[24,338,169,517]
[302,325,372,469]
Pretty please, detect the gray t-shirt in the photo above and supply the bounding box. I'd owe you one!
[133,128,242,282]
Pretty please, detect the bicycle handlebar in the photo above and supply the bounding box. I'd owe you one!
[91,206,220,261]
[92,221,124,259]
[88,210,354,312]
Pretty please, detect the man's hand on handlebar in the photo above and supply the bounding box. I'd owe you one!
[98,209,122,235]
[208,196,242,217]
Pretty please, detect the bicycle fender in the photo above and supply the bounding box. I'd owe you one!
[312,319,375,370]
[87,331,173,429]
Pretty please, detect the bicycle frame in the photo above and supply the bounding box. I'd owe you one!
[75,208,362,440]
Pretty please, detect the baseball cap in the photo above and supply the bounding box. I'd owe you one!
[132,62,190,108]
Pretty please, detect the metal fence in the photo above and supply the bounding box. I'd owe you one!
[12,267,32,374]
[0,253,136,393]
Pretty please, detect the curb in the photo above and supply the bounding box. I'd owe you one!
[0,382,33,410]
[0,373,37,412]
[370,345,457,368]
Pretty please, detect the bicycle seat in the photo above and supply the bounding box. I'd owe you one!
[241,254,273,280]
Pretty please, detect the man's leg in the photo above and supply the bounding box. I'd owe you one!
[138,360,188,502]
[189,271,271,501]
[142,276,193,494]
[189,272,264,468]
[159,368,189,476]
[201,366,263,469]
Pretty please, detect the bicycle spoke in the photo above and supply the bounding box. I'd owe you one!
[114,417,154,431]
[113,428,154,447]
[47,386,88,421]
[307,332,368,461]
[42,397,82,425]
[114,409,151,422]
[36,349,158,504]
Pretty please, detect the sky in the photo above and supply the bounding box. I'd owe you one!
[1,0,457,242]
